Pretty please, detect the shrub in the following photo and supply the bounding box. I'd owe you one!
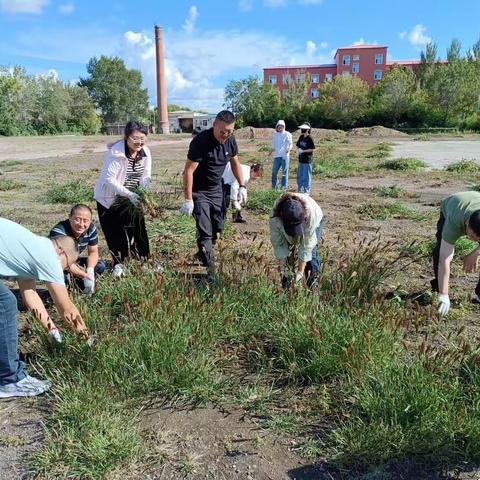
[46,180,93,204]
[374,184,404,198]
[365,143,392,159]
[0,178,26,191]
[446,160,480,174]
[312,155,356,178]
[382,157,426,171]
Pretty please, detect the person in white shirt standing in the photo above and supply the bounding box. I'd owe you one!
[271,120,293,191]
[223,163,263,223]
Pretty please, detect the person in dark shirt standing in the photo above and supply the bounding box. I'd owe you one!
[296,122,315,195]
[180,110,246,278]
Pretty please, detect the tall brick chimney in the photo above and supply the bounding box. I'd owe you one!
[155,25,169,134]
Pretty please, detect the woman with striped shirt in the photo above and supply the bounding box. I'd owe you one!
[94,121,152,277]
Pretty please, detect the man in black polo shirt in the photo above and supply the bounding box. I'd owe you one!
[49,204,106,293]
[181,110,246,277]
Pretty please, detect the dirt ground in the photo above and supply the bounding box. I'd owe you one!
[1,131,480,479]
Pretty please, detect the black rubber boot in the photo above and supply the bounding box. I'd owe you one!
[232,211,247,223]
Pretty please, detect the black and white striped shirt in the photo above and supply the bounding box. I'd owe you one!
[123,141,146,191]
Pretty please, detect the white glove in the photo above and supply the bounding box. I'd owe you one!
[437,294,450,315]
[233,200,242,211]
[295,271,304,283]
[128,192,141,206]
[180,199,194,216]
[237,186,248,205]
[297,148,304,154]
[83,268,95,294]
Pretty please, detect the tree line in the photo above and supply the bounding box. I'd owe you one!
[224,39,480,131]
[0,56,149,136]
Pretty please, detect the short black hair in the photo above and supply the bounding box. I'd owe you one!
[70,204,92,217]
[469,210,480,236]
[215,110,235,124]
[125,120,148,137]
[250,163,264,175]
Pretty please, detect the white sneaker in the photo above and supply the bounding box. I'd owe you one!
[0,375,51,399]
[113,263,125,278]
[48,328,63,343]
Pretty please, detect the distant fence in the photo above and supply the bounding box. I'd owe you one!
[103,124,154,135]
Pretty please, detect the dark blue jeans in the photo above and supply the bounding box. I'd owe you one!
[272,156,290,190]
[0,281,26,386]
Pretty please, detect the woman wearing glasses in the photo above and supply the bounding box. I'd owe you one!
[94,121,152,277]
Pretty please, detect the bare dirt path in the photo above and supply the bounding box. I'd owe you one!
[391,139,480,168]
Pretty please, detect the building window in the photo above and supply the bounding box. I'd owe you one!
[283,74,291,84]
[296,73,306,84]
[353,54,360,61]
[311,74,320,83]
[342,55,350,65]
[375,54,384,64]
[202,120,208,126]
[325,73,333,82]
[374,70,382,80]
[342,70,350,76]
[352,63,359,74]
[269,75,277,85]
[311,88,319,98]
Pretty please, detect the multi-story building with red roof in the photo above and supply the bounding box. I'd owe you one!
[263,44,422,99]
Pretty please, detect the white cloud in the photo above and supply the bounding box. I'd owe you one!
[122,26,331,112]
[320,41,328,49]
[59,2,74,15]
[306,40,316,56]
[352,38,378,46]
[182,5,199,34]
[238,0,253,11]
[0,0,49,14]
[401,24,431,48]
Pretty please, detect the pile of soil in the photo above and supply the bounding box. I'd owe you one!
[348,126,408,138]
[234,127,275,140]
[294,128,347,141]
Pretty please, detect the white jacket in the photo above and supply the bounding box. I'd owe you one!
[222,163,251,209]
[272,130,293,159]
[269,193,323,262]
[94,140,152,209]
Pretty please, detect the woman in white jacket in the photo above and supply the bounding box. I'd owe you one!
[94,121,152,276]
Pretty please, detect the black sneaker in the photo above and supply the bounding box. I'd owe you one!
[232,212,247,223]
[193,250,209,267]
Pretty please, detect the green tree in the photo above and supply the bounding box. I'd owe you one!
[79,56,149,125]
[315,75,369,128]
[447,38,462,62]
[224,75,281,127]
[67,85,101,134]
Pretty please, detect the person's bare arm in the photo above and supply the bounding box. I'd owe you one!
[46,282,88,336]
[68,263,87,279]
[230,155,245,186]
[438,240,455,295]
[183,159,199,200]
[17,279,58,332]
[86,245,100,270]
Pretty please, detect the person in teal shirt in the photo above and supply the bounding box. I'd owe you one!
[431,192,480,315]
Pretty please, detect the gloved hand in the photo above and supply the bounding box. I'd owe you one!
[238,186,248,205]
[233,200,242,210]
[437,294,450,315]
[83,267,95,294]
[297,148,304,155]
[128,192,141,206]
[180,199,194,216]
[295,271,304,283]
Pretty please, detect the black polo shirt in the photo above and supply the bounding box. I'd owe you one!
[296,135,315,164]
[188,128,238,198]
[49,220,98,254]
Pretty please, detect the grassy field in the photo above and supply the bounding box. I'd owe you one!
[3,132,480,479]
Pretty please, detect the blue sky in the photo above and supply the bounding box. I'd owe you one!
[0,0,479,112]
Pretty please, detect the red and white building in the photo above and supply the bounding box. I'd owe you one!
[263,44,422,98]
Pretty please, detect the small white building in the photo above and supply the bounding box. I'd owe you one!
[168,111,216,133]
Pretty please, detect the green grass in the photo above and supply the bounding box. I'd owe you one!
[358,201,426,221]
[365,142,392,159]
[446,159,480,174]
[244,188,279,213]
[382,158,426,172]
[1,159,23,168]
[455,237,478,256]
[374,185,405,198]
[0,178,26,191]
[312,154,356,178]
[258,143,273,153]
[46,179,94,204]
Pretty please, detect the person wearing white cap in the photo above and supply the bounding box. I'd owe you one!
[296,122,315,194]
[271,120,293,191]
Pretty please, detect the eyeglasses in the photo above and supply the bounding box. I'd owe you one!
[128,136,146,143]
[218,128,234,136]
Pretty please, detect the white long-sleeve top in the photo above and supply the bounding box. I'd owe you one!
[269,194,323,262]
[94,140,152,209]
[222,163,251,209]
[272,130,293,158]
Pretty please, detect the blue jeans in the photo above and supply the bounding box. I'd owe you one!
[305,220,324,286]
[0,281,26,386]
[272,156,289,190]
[297,162,312,194]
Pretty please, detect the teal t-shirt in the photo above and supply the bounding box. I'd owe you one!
[0,218,65,285]
[441,192,480,244]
